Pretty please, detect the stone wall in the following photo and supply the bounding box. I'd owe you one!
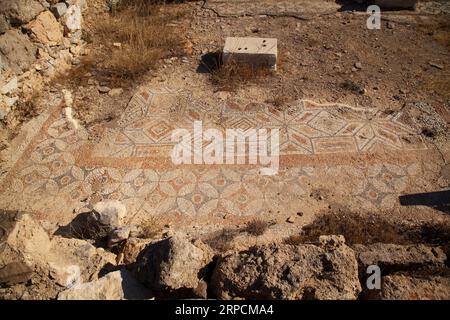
[0,0,87,120]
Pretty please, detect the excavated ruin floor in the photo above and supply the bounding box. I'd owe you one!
[0,0,449,239]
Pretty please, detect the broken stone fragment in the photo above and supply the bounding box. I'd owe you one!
[211,235,361,299]
[136,232,213,297]
[222,37,278,70]
[61,5,82,35]
[1,77,18,95]
[25,10,63,46]
[58,270,151,300]
[50,2,68,19]
[0,210,51,265]
[98,86,111,94]
[107,225,143,248]
[93,200,127,227]
[48,263,80,288]
[0,29,37,74]
[380,274,450,300]
[0,15,9,34]
[0,261,33,286]
[108,88,123,97]
[0,210,51,287]
[0,100,11,120]
[286,215,296,223]
[48,236,117,283]
[116,237,150,265]
[0,0,45,26]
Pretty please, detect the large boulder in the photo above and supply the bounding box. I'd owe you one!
[58,270,151,300]
[380,274,450,300]
[0,0,45,26]
[0,210,51,286]
[24,11,63,46]
[0,29,37,74]
[0,210,51,265]
[136,233,213,296]
[107,225,143,248]
[211,235,361,300]
[47,236,117,283]
[353,243,447,272]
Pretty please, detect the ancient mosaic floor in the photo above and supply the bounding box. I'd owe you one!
[0,81,445,227]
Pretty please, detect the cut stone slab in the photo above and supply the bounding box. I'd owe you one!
[222,37,277,70]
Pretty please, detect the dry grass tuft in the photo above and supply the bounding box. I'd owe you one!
[243,219,273,236]
[284,211,450,247]
[202,52,275,91]
[139,216,163,239]
[90,2,183,80]
[289,211,410,245]
[203,228,240,252]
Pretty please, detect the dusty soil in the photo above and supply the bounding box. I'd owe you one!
[0,0,449,254]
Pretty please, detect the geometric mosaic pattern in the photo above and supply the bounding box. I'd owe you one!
[90,87,427,161]
[0,84,441,227]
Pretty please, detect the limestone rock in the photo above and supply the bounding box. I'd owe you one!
[25,11,63,46]
[0,261,33,286]
[0,100,11,119]
[353,243,447,272]
[117,237,150,265]
[381,274,450,300]
[0,0,45,26]
[98,86,111,94]
[1,77,18,95]
[58,270,151,300]
[50,2,68,18]
[0,14,9,34]
[108,88,123,97]
[66,0,88,12]
[61,5,82,35]
[93,200,127,227]
[0,29,37,73]
[107,225,143,248]
[48,236,116,282]
[48,263,80,288]
[136,233,213,294]
[0,210,51,266]
[211,235,361,299]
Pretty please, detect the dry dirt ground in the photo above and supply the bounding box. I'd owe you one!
[0,0,449,249]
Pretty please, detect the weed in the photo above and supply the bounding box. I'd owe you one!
[243,219,273,236]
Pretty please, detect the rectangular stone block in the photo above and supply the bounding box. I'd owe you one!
[222,37,277,70]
